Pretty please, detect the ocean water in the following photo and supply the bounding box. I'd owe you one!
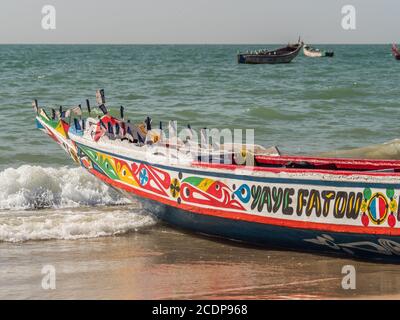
[1,45,400,298]
[1,44,399,232]
[1,44,400,169]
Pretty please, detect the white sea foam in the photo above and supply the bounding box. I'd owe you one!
[0,165,129,210]
[0,165,156,242]
[0,207,155,242]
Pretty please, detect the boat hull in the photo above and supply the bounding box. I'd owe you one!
[303,48,323,58]
[238,43,302,64]
[238,53,298,64]
[86,157,400,262]
[76,141,400,263]
[303,47,334,58]
[140,196,400,263]
[36,115,400,263]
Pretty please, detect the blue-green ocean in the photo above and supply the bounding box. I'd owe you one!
[1,45,399,168]
[1,45,400,299]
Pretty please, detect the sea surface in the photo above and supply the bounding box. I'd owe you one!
[1,44,400,299]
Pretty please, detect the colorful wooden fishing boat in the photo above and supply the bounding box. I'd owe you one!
[237,41,303,64]
[392,44,400,60]
[303,45,334,58]
[33,94,400,263]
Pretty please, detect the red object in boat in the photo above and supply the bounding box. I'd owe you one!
[92,114,127,141]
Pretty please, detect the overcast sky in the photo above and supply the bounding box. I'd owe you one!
[0,0,398,44]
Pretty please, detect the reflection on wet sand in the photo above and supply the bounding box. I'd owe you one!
[1,224,400,299]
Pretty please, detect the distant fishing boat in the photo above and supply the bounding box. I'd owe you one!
[303,45,334,58]
[237,40,303,64]
[33,90,400,263]
[392,44,400,60]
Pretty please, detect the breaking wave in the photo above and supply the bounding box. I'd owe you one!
[0,207,155,242]
[0,165,129,210]
[0,165,157,242]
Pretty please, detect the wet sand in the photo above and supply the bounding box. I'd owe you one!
[1,223,400,300]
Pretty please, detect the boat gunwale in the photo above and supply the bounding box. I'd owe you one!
[67,126,400,180]
[193,159,400,178]
[254,154,400,171]
[69,137,400,191]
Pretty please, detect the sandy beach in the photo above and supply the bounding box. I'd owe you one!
[1,218,400,300]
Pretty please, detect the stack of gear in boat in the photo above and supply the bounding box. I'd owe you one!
[33,90,281,165]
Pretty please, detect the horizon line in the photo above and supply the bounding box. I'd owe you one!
[0,42,395,45]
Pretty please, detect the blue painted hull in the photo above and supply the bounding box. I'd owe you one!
[138,197,400,263]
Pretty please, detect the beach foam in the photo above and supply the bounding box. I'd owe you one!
[0,165,129,210]
[0,207,155,242]
[0,165,157,242]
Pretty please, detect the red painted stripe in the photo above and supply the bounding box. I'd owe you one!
[255,154,400,170]
[89,168,400,237]
[192,161,400,177]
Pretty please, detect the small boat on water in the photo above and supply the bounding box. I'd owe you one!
[303,45,334,58]
[34,91,400,263]
[392,44,400,60]
[237,40,303,64]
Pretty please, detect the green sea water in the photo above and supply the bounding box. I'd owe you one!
[1,44,399,169]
